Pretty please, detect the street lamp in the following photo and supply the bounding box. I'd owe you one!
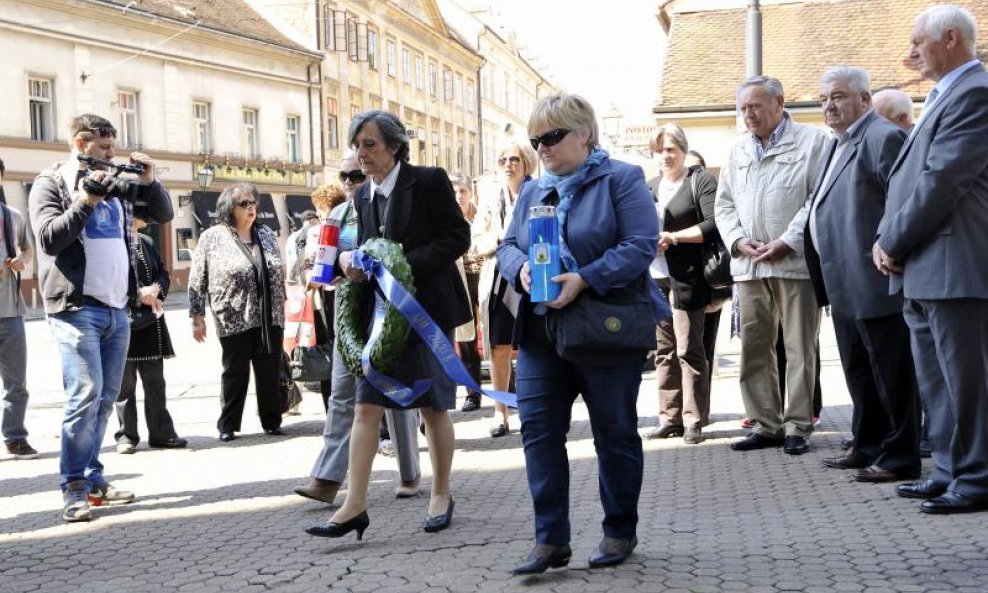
[197,164,214,191]
[602,105,623,149]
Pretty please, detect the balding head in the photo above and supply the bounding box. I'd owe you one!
[873,89,914,131]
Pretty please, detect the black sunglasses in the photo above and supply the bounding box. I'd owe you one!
[529,128,571,150]
[339,170,367,183]
[498,155,522,166]
[237,199,257,208]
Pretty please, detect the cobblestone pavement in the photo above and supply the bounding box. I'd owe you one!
[2,311,987,593]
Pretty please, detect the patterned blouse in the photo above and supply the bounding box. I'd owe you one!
[188,224,286,338]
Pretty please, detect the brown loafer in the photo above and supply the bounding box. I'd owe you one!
[395,476,421,499]
[854,465,915,483]
[294,478,340,504]
[822,450,871,469]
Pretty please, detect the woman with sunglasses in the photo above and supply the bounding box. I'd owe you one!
[497,93,664,573]
[189,184,287,442]
[471,141,538,436]
[294,151,423,505]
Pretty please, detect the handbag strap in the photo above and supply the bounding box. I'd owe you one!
[687,168,703,225]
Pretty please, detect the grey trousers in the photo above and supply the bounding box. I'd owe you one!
[0,316,29,443]
[737,278,821,438]
[310,294,420,483]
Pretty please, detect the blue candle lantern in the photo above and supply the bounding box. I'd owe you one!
[528,205,562,303]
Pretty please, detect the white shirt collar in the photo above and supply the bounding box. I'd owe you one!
[933,58,982,99]
[369,161,401,199]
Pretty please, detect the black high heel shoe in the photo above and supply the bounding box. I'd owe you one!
[305,511,370,540]
[423,498,455,533]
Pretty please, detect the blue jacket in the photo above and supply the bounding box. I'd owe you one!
[496,156,666,341]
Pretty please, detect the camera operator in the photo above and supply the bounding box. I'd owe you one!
[28,113,173,523]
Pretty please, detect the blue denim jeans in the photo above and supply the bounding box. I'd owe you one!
[516,339,645,545]
[0,316,30,443]
[48,306,130,490]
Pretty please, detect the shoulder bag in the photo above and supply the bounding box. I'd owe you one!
[688,171,734,291]
[289,289,334,382]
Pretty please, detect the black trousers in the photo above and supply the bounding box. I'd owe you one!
[218,326,284,433]
[833,312,920,476]
[313,292,335,412]
[115,359,178,444]
[458,271,482,396]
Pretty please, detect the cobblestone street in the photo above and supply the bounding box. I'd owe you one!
[2,310,987,593]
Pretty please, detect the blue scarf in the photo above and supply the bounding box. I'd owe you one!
[537,148,608,272]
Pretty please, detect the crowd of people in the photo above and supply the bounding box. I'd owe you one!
[1,1,987,576]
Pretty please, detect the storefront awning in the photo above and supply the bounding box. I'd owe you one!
[285,194,315,231]
[191,191,281,234]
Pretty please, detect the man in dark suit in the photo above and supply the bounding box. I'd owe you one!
[874,5,988,514]
[805,66,919,483]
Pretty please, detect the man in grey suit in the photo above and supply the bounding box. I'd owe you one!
[874,4,988,514]
[804,66,920,483]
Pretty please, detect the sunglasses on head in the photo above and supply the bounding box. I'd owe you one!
[529,128,571,150]
[498,155,522,166]
[339,170,367,183]
[237,199,257,208]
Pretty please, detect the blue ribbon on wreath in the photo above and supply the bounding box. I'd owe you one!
[351,249,518,409]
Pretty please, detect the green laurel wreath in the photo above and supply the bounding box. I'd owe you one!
[337,238,415,376]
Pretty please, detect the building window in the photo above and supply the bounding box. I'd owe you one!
[367,29,378,70]
[466,81,475,113]
[503,72,511,110]
[386,39,396,78]
[347,18,358,61]
[414,55,424,90]
[454,73,463,107]
[326,97,339,150]
[443,67,453,102]
[431,130,439,166]
[28,77,54,142]
[286,115,300,163]
[350,103,361,118]
[481,65,492,100]
[117,90,140,148]
[323,5,336,50]
[428,62,437,97]
[242,108,258,158]
[402,48,411,84]
[192,101,211,154]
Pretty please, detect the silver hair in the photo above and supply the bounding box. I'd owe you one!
[737,75,785,101]
[820,66,871,94]
[873,89,915,123]
[347,110,410,163]
[916,4,977,56]
[341,148,358,163]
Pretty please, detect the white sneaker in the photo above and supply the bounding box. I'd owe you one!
[116,442,136,455]
[62,481,92,522]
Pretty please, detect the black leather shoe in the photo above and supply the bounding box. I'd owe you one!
[218,432,236,442]
[783,435,810,455]
[265,428,284,436]
[588,536,637,568]
[423,498,454,533]
[683,427,704,445]
[643,424,684,440]
[305,510,370,539]
[897,479,949,499]
[512,543,572,575]
[148,437,188,449]
[920,491,988,515]
[822,450,870,469]
[730,433,783,451]
[460,394,481,412]
[855,464,917,483]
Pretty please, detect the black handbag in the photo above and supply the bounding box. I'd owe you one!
[279,351,304,414]
[291,342,334,382]
[548,282,658,366]
[688,171,734,291]
[129,306,157,331]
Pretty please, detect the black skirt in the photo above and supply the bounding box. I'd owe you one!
[355,332,456,410]
[127,317,175,362]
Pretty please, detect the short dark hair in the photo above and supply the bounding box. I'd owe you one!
[215,183,259,228]
[69,114,116,141]
[347,110,410,163]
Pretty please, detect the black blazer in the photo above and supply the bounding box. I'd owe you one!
[647,167,719,310]
[354,162,472,331]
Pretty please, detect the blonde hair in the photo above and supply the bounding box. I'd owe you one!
[650,123,689,154]
[311,184,346,212]
[528,92,599,148]
[498,140,539,176]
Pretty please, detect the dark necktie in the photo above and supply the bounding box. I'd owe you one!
[375,190,388,234]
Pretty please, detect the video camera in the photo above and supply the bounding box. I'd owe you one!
[77,154,144,201]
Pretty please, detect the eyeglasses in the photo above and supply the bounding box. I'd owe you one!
[237,200,257,208]
[529,128,571,150]
[339,170,367,184]
[498,155,522,167]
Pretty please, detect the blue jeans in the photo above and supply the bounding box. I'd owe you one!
[48,306,130,490]
[0,316,30,443]
[516,339,645,545]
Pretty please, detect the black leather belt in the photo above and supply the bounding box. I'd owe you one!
[82,296,111,308]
